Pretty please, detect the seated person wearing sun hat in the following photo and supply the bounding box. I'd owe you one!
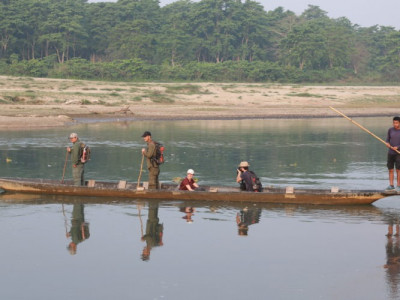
[179,169,199,191]
[236,161,262,192]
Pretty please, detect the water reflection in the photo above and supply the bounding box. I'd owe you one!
[65,203,90,255]
[139,202,164,261]
[236,207,261,236]
[180,206,195,223]
[380,206,400,299]
[3,193,400,299]
[385,235,400,299]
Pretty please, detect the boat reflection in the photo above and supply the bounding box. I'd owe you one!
[65,203,90,255]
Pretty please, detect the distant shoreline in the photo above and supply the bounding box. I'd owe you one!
[1,76,399,130]
[72,111,397,123]
[1,110,397,131]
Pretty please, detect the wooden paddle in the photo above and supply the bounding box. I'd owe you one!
[61,150,69,184]
[329,106,400,155]
[137,154,145,190]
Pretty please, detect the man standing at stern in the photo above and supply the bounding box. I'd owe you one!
[141,131,160,190]
[386,116,400,191]
[67,133,85,186]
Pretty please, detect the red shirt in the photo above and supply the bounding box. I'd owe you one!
[179,177,196,190]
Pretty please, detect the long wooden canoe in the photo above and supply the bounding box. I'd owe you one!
[0,177,391,205]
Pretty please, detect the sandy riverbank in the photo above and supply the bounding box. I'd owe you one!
[0,76,399,129]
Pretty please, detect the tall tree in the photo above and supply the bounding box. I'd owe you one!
[0,0,26,58]
[301,4,328,20]
[324,17,354,69]
[86,2,120,61]
[378,30,400,79]
[39,0,88,63]
[233,0,271,62]
[106,0,161,62]
[189,0,241,63]
[265,7,298,62]
[280,19,329,70]
[159,0,195,65]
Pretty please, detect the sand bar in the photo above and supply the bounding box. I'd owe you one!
[0,76,399,130]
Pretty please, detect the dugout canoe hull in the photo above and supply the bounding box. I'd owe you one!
[0,177,390,205]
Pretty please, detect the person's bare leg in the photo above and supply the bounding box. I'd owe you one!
[396,169,400,187]
[389,169,394,186]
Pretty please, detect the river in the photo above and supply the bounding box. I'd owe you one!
[1,117,400,300]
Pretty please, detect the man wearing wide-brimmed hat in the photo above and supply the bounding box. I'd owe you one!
[236,161,256,192]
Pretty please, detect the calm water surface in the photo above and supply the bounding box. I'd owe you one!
[1,118,400,299]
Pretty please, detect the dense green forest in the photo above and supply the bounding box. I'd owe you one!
[0,0,399,82]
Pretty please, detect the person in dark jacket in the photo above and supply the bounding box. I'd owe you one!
[236,161,257,191]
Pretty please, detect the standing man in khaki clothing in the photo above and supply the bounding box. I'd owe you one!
[141,131,160,189]
[67,133,85,186]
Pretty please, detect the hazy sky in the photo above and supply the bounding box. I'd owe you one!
[89,0,400,29]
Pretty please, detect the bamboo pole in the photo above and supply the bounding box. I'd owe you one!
[137,154,145,190]
[137,203,144,237]
[62,203,68,235]
[61,150,69,184]
[329,106,400,155]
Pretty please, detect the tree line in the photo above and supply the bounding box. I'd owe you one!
[0,0,399,82]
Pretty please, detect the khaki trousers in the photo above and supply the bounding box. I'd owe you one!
[72,164,85,186]
[148,166,160,189]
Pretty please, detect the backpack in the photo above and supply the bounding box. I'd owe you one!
[151,141,165,165]
[248,171,262,192]
[80,143,91,163]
